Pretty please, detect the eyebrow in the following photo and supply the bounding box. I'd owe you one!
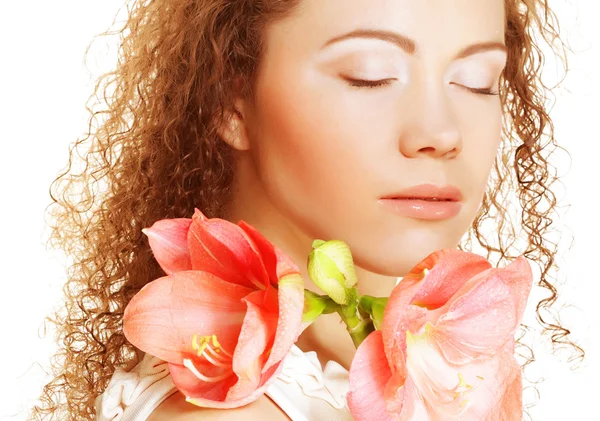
[322,29,507,60]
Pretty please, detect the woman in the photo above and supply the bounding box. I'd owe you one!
[31,0,583,419]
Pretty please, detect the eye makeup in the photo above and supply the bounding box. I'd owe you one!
[317,38,505,96]
[316,38,410,81]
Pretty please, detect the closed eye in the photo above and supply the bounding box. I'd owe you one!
[342,78,499,96]
[343,77,396,88]
[450,82,499,96]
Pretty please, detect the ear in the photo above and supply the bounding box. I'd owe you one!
[216,98,251,151]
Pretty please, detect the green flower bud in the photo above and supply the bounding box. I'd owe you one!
[307,240,358,305]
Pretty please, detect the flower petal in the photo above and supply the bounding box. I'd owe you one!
[227,288,279,401]
[403,325,472,415]
[238,220,301,283]
[347,330,395,421]
[455,344,523,420]
[395,327,521,420]
[407,249,492,310]
[142,218,193,274]
[396,380,431,421]
[187,208,269,289]
[488,359,523,421]
[168,362,237,402]
[381,249,491,369]
[381,303,427,374]
[183,362,286,408]
[263,273,305,372]
[123,270,252,364]
[433,257,533,363]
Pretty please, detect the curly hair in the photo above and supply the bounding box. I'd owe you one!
[30,0,584,419]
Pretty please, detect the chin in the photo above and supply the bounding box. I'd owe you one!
[349,232,463,277]
[352,252,424,278]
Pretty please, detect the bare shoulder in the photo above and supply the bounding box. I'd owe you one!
[147,391,291,421]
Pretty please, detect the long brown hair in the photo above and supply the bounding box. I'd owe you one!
[31,0,584,419]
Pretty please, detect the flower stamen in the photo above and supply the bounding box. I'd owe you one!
[451,371,484,411]
[192,334,234,360]
[185,334,235,382]
[201,348,231,367]
[183,358,233,383]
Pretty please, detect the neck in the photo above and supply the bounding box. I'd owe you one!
[293,267,400,370]
[222,159,400,369]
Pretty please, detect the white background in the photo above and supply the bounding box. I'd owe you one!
[0,1,598,419]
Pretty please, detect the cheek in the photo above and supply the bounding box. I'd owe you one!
[250,75,378,210]
[455,99,504,217]
[461,99,503,173]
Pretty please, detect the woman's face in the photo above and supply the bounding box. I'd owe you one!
[231,0,507,277]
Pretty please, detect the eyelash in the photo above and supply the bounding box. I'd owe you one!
[345,78,395,89]
[344,78,500,96]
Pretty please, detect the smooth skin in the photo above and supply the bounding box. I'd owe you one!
[152,0,507,418]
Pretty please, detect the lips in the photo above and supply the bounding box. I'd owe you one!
[395,197,454,202]
[380,184,463,202]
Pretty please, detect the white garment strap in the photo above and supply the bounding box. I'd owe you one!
[266,345,354,421]
[94,355,177,421]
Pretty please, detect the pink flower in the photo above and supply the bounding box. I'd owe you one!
[347,249,533,421]
[123,209,305,408]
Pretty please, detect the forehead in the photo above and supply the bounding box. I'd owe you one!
[264,0,505,60]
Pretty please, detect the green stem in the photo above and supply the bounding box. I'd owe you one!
[322,296,340,314]
[358,295,375,314]
[358,295,388,330]
[303,290,340,324]
[337,302,375,348]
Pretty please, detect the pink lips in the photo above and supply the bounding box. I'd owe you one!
[378,184,463,220]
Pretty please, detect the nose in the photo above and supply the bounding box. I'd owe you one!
[398,83,463,159]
